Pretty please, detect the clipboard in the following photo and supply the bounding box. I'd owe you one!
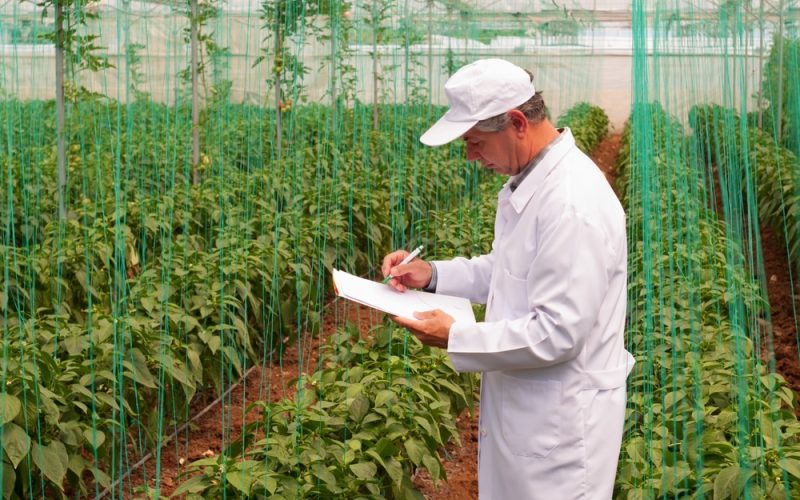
[332,269,476,324]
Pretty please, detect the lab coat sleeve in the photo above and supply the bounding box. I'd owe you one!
[446,208,614,373]
[431,252,496,305]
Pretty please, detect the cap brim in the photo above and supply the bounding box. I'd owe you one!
[420,115,476,147]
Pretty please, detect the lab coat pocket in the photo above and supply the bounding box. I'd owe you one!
[500,374,562,458]
[491,268,528,319]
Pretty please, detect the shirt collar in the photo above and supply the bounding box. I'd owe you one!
[509,128,567,192]
[502,128,575,214]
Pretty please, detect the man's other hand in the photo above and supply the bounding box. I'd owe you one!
[392,310,454,348]
[381,250,433,292]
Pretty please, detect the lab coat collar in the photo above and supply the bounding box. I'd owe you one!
[506,128,576,214]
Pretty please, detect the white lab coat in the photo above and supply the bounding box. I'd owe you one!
[433,129,634,499]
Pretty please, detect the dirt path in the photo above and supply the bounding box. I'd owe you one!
[592,133,622,188]
[708,163,800,410]
[757,222,800,410]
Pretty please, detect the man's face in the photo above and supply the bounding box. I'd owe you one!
[461,126,520,176]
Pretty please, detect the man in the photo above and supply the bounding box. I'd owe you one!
[381,58,635,499]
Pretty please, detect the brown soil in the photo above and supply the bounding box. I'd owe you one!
[708,164,800,411]
[756,222,800,411]
[412,408,479,499]
[592,133,622,191]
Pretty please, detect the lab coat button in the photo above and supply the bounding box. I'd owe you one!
[480,428,487,437]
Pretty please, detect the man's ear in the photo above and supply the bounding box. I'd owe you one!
[508,109,528,135]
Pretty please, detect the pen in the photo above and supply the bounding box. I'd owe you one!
[382,245,424,284]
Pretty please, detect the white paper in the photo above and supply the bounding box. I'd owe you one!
[332,269,476,324]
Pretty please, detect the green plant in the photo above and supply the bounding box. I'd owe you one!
[0,98,494,495]
[556,102,609,154]
[614,105,800,498]
[176,323,476,499]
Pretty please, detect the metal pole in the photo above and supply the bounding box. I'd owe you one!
[776,0,785,141]
[55,1,66,220]
[274,13,282,162]
[191,0,200,184]
[758,0,765,128]
[372,2,379,131]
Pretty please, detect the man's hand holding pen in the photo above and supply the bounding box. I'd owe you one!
[381,246,432,292]
[381,246,455,347]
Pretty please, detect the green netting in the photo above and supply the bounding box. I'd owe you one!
[0,0,799,498]
[617,1,800,498]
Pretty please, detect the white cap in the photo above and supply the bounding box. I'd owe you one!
[420,58,536,147]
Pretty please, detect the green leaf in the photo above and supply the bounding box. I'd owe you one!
[402,479,426,500]
[256,474,278,495]
[91,467,111,489]
[312,465,337,486]
[208,335,221,354]
[349,394,369,423]
[187,457,220,468]
[374,390,395,408]
[36,388,60,421]
[625,437,646,464]
[31,441,68,488]
[365,449,386,469]
[781,458,800,481]
[255,474,278,494]
[67,385,93,408]
[187,348,203,382]
[83,429,106,449]
[0,394,21,425]
[345,383,364,399]
[63,334,88,356]
[422,454,442,482]
[128,348,157,389]
[383,456,404,487]
[404,438,425,466]
[95,392,120,411]
[68,453,87,476]
[226,470,252,494]
[162,357,196,400]
[713,465,742,500]
[171,475,209,496]
[2,423,30,468]
[349,462,377,480]
[2,462,15,499]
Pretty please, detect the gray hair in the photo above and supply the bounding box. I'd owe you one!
[474,71,547,132]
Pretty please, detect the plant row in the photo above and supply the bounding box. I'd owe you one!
[0,97,606,497]
[0,97,489,498]
[614,103,800,498]
[172,323,476,499]
[751,34,800,157]
[555,101,610,154]
[169,139,507,497]
[691,104,800,276]
[168,100,608,497]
